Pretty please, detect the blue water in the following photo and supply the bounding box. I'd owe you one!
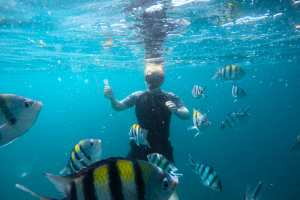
[1,0,300,199]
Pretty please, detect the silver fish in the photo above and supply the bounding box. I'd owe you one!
[212,65,245,80]
[129,124,151,149]
[16,157,179,200]
[244,181,263,200]
[192,85,208,99]
[221,105,251,131]
[0,94,42,148]
[232,85,246,102]
[188,109,211,137]
[147,153,183,177]
[291,135,300,156]
[60,139,102,174]
[186,155,222,192]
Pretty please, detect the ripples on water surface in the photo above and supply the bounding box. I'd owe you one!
[0,0,300,200]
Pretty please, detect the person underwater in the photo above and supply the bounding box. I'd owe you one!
[104,64,190,164]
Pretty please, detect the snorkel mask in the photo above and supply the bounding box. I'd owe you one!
[144,67,165,90]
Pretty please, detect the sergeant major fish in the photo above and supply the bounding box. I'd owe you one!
[0,94,42,148]
[192,85,208,99]
[188,109,211,137]
[186,155,222,192]
[244,181,263,200]
[232,85,246,102]
[221,105,252,131]
[16,157,179,200]
[291,135,300,156]
[147,153,183,177]
[212,65,245,80]
[60,139,102,174]
[129,124,151,149]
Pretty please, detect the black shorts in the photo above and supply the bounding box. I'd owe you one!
[126,140,175,163]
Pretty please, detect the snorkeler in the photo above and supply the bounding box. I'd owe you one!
[104,64,190,163]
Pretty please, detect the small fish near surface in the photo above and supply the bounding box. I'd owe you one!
[221,105,252,131]
[0,94,42,148]
[147,153,183,177]
[232,85,246,102]
[212,65,245,80]
[60,139,102,175]
[129,124,151,149]
[192,85,208,99]
[291,135,300,156]
[16,157,179,200]
[188,109,211,137]
[244,181,263,200]
[186,155,222,192]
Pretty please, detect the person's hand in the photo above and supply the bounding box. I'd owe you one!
[165,101,178,114]
[104,86,114,99]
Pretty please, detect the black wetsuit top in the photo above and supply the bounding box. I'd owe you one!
[123,89,184,163]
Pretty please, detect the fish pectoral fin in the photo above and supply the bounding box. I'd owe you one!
[16,184,66,200]
[194,132,200,137]
[59,167,67,175]
[0,123,8,129]
[170,171,183,178]
[0,137,21,149]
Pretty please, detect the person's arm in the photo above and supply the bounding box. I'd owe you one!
[165,101,190,120]
[104,86,128,111]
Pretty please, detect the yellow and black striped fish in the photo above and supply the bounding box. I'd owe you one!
[16,157,179,200]
[291,135,300,156]
[212,65,245,80]
[60,139,102,174]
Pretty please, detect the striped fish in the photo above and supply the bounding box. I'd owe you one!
[191,85,208,99]
[0,94,42,148]
[244,181,263,200]
[232,85,246,102]
[129,124,151,149]
[16,157,179,200]
[188,109,211,137]
[60,139,102,174]
[186,155,222,192]
[147,153,183,177]
[221,105,251,131]
[291,135,300,156]
[212,65,245,80]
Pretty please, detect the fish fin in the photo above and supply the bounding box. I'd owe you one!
[129,137,135,140]
[59,167,67,175]
[143,131,151,149]
[170,171,183,177]
[253,181,263,200]
[233,99,237,103]
[187,126,197,130]
[187,155,197,167]
[44,173,72,196]
[0,123,7,129]
[194,132,200,137]
[170,164,178,172]
[202,94,208,98]
[204,110,209,116]
[135,141,140,146]
[211,70,219,79]
[185,162,195,167]
[15,184,66,200]
[243,105,251,115]
[0,137,21,148]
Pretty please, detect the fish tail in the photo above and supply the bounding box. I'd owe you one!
[15,184,65,200]
[211,70,219,79]
[253,181,263,200]
[185,155,197,167]
[187,126,197,130]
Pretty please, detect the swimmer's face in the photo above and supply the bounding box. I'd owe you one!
[145,74,164,90]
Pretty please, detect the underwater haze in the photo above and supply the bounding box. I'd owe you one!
[1,0,300,199]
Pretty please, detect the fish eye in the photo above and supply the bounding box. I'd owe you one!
[90,142,94,146]
[161,178,170,190]
[22,101,32,109]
